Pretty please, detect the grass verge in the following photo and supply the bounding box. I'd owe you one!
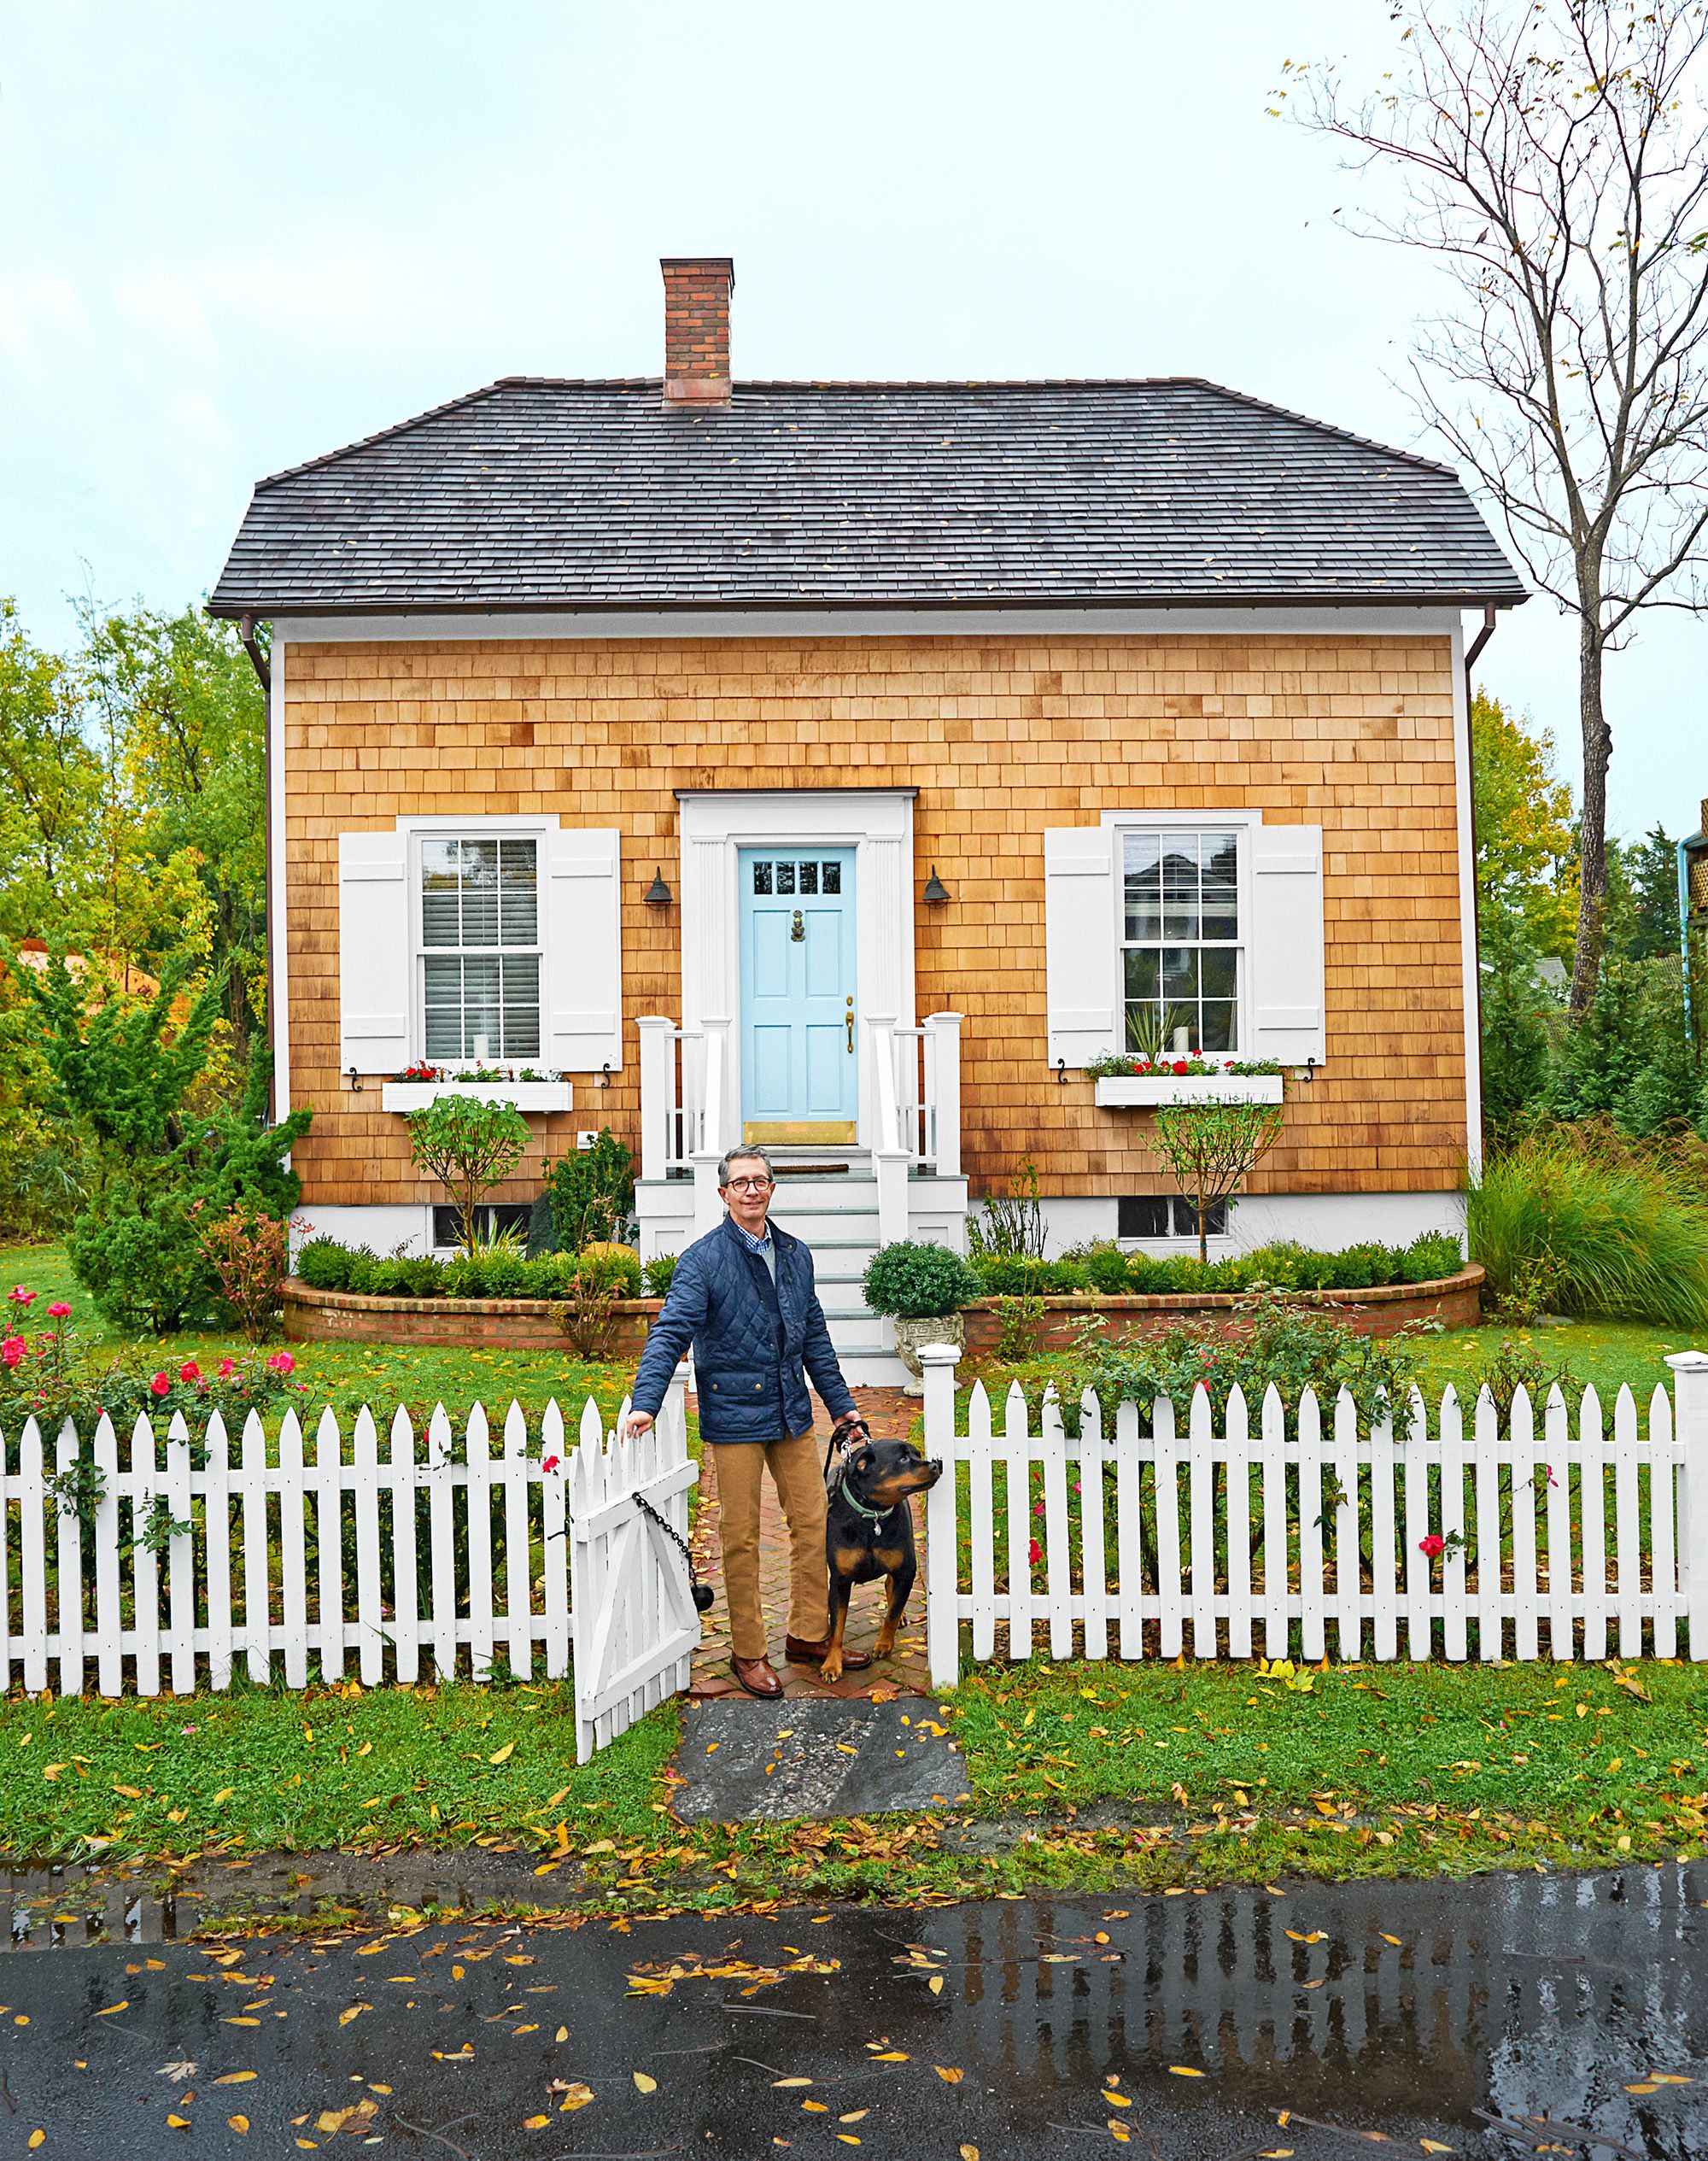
[6,1656,1705,1912]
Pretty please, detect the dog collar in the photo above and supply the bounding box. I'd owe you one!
[840,1484,898,1526]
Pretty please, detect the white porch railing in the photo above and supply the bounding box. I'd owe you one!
[921,1343,1708,1691]
[640,1009,962,1246]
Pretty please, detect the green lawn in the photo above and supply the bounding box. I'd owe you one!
[0,1241,635,1430]
[4,1657,1704,1905]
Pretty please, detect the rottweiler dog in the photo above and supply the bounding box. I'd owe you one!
[822,1436,942,1682]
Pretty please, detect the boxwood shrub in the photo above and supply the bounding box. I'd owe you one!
[970,1232,1465,1298]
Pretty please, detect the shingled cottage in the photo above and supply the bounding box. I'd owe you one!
[210,257,1525,1384]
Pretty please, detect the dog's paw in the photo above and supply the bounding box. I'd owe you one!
[820,1654,843,1683]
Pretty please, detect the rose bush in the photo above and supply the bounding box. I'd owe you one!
[0,1286,307,1450]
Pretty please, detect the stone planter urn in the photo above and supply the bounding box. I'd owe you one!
[890,1310,967,1394]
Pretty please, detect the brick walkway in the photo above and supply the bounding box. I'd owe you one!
[687,1386,933,1701]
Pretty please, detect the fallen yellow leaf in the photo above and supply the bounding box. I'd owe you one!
[96,2001,129,2016]
[1168,2064,1206,2076]
[872,2051,909,2062]
[960,2148,980,2161]
[488,1741,517,1764]
[1651,2074,1694,2084]
[555,2026,569,2042]
[524,2116,549,2129]
[28,2136,44,2152]
[112,1783,142,1799]
[633,2071,658,2094]
[167,2118,191,2132]
[1103,2090,1132,2107]
[1378,1933,1402,1947]
[227,2117,249,2135]
[558,2083,594,2112]
[212,1788,235,1804]
[225,2016,260,2027]
[839,2111,869,2123]
[214,2072,258,2085]
[773,2078,813,2088]
[1625,2082,1659,2094]
[1419,2144,1453,2155]
[927,1975,945,1995]
[803,2100,829,2113]
[338,2005,371,2026]
[935,2067,963,2084]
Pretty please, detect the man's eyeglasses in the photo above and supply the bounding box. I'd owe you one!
[724,1176,774,1193]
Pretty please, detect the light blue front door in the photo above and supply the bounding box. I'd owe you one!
[739,848,857,1143]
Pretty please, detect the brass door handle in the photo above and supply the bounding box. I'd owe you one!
[845,1010,855,1052]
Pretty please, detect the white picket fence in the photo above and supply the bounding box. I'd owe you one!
[0,1370,698,1762]
[921,1345,1708,1690]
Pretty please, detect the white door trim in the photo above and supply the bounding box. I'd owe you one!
[677,790,916,1150]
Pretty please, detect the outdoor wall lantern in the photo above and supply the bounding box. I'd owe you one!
[922,867,951,905]
[643,868,674,908]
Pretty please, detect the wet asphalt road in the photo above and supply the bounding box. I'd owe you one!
[4,1866,1707,2158]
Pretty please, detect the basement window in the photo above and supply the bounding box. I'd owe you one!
[1118,1196,1228,1241]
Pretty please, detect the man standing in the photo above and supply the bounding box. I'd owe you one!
[625,1144,871,1698]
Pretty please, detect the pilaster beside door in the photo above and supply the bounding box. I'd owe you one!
[738,847,857,1145]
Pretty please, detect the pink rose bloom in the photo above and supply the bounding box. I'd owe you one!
[149,1372,172,1397]
[218,1358,236,1379]
[47,1301,71,1319]
[7,1285,35,1304]
[266,1350,296,1375]
[179,1361,201,1383]
[1418,1533,1445,1559]
[1,1336,24,1370]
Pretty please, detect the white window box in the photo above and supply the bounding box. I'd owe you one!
[380,1080,573,1114]
[1093,1073,1284,1108]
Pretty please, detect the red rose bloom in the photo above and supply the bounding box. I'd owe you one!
[179,1361,201,1383]
[149,1372,172,1397]
[1027,1537,1043,1566]
[1418,1533,1445,1559]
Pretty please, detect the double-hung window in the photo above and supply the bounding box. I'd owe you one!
[1120,829,1240,1055]
[419,837,541,1062]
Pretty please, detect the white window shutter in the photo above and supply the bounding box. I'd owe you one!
[1249,823,1326,1064]
[1043,825,1120,1067]
[546,827,623,1073]
[337,830,411,1073]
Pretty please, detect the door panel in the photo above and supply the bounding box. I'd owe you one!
[740,849,857,1143]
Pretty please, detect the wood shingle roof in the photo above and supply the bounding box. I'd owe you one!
[208,376,1526,617]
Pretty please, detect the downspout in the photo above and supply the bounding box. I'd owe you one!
[237,614,276,1121]
[1461,603,1499,1176]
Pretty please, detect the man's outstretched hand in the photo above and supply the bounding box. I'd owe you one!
[622,1410,655,1439]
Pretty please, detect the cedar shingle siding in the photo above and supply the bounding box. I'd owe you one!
[282,630,1469,1212]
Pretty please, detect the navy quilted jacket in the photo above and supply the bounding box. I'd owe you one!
[629,1215,857,1444]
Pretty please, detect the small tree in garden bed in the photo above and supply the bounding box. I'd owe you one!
[405,1094,531,1256]
[191,1203,291,1340]
[1151,1099,1284,1262]
[542,1128,635,1254]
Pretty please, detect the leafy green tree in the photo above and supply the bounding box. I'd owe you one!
[0,599,102,948]
[81,605,268,1049]
[1471,692,1577,965]
[1150,1100,1286,1263]
[1478,910,1553,1147]
[1606,826,1681,963]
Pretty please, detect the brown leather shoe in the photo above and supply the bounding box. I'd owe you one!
[784,1635,872,1671]
[731,1654,784,1699]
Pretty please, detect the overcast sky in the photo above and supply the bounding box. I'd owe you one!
[2,0,1700,840]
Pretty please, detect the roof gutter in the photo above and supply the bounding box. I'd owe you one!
[237,612,272,694]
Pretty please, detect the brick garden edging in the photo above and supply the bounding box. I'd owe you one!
[284,1265,1485,1353]
[959,1264,1484,1350]
[282,1280,662,1351]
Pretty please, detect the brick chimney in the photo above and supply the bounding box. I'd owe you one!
[661,257,734,407]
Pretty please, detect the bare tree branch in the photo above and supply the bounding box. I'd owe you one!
[1278,0,1708,1013]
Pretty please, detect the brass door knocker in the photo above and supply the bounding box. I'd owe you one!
[791,910,804,941]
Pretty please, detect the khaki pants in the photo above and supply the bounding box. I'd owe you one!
[713,1432,828,1662]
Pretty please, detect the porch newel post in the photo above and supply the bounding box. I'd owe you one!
[921,1340,961,1690]
[690,1016,732,1239]
[924,1011,963,1179]
[636,1016,676,1182]
[1668,1350,1708,1660]
[866,1013,910,1248]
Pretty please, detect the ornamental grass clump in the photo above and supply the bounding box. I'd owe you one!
[1468,1127,1708,1329]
